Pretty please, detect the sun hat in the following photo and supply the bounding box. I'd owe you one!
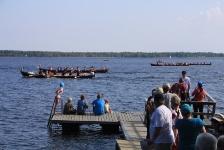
[152,87,164,97]
[181,104,192,114]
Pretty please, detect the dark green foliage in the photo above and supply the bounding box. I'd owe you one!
[0,50,223,57]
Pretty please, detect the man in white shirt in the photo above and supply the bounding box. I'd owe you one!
[182,71,191,100]
[162,83,173,109]
[149,93,174,150]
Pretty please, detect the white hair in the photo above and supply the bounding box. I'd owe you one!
[195,133,217,150]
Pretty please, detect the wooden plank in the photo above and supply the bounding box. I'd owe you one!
[116,139,142,150]
[120,121,147,140]
[51,112,142,125]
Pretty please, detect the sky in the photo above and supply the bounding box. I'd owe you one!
[1,0,224,53]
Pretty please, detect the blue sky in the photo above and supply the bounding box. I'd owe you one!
[0,0,224,52]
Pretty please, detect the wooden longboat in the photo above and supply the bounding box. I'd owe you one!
[54,73,95,79]
[189,62,212,65]
[80,67,109,73]
[21,70,95,79]
[20,70,47,78]
[151,63,190,66]
[151,61,212,66]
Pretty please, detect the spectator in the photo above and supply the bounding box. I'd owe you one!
[148,93,174,150]
[174,104,206,150]
[217,135,224,150]
[178,78,188,101]
[77,95,88,115]
[171,94,182,126]
[181,71,191,100]
[145,96,154,139]
[92,94,105,115]
[195,133,217,150]
[104,99,112,113]
[63,97,76,114]
[162,83,173,109]
[170,83,179,95]
[171,94,182,150]
[192,81,207,120]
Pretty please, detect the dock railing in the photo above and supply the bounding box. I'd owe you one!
[181,94,216,118]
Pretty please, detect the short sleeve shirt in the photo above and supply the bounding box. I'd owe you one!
[92,99,105,115]
[183,76,191,91]
[175,118,204,150]
[150,105,174,144]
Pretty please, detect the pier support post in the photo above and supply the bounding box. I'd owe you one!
[101,124,120,133]
[62,123,80,134]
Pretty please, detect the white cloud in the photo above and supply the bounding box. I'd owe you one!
[177,3,224,24]
[206,6,224,21]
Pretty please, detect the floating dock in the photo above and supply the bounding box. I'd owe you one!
[49,112,147,150]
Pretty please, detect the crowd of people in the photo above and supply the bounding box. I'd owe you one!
[63,94,112,115]
[52,82,112,116]
[144,71,223,150]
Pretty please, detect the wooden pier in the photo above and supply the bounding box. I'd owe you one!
[49,111,147,150]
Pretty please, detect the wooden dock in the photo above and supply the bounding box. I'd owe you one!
[49,107,214,150]
[49,111,147,150]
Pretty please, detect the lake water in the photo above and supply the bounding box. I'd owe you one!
[0,57,223,149]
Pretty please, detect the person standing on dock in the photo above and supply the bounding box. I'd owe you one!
[162,83,173,109]
[192,81,207,120]
[174,104,206,150]
[53,82,64,114]
[92,94,105,115]
[178,78,188,101]
[148,93,174,150]
[181,71,191,100]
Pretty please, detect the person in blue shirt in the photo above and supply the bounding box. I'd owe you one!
[174,104,206,150]
[77,95,88,115]
[92,94,105,115]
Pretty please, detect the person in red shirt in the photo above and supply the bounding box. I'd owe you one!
[192,81,207,120]
[178,78,188,101]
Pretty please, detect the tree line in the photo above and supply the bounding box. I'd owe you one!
[0,50,224,57]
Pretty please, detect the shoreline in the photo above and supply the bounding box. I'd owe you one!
[0,50,224,57]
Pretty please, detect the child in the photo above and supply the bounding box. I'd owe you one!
[104,99,112,113]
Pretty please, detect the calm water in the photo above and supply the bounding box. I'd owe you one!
[0,57,223,149]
